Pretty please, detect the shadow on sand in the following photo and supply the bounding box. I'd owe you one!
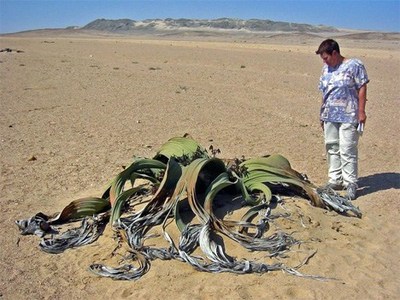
[358,172,400,197]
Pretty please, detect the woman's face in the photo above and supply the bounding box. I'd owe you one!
[320,50,340,67]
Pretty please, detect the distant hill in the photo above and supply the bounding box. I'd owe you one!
[3,18,399,42]
[81,18,339,34]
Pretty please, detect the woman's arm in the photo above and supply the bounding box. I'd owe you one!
[358,84,367,123]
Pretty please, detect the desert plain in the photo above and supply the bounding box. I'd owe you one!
[0,30,399,299]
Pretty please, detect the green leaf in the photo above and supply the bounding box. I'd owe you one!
[240,156,324,208]
[52,197,111,224]
[110,185,147,225]
[137,158,183,219]
[244,182,272,204]
[203,172,237,214]
[241,154,306,181]
[181,157,227,224]
[109,158,166,207]
[173,166,191,232]
[153,136,209,163]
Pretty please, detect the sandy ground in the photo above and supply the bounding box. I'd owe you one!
[0,33,399,299]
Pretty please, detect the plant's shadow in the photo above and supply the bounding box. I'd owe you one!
[357,172,400,197]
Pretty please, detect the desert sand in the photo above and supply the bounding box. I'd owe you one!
[0,32,399,299]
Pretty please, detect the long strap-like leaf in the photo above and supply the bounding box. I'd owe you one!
[109,158,166,207]
[153,136,209,163]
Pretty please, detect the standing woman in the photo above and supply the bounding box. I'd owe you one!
[316,39,369,200]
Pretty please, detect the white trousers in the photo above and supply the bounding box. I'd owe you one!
[324,122,359,187]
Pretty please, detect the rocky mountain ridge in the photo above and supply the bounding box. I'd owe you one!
[82,18,339,33]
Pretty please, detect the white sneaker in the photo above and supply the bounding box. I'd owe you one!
[346,183,357,200]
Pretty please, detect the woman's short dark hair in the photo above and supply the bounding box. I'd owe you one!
[315,39,340,55]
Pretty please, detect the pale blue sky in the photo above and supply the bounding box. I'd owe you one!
[0,0,399,34]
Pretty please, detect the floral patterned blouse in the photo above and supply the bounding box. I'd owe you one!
[318,58,369,124]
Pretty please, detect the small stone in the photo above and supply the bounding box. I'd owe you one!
[28,156,37,161]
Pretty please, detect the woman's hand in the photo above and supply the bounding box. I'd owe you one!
[359,110,367,124]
